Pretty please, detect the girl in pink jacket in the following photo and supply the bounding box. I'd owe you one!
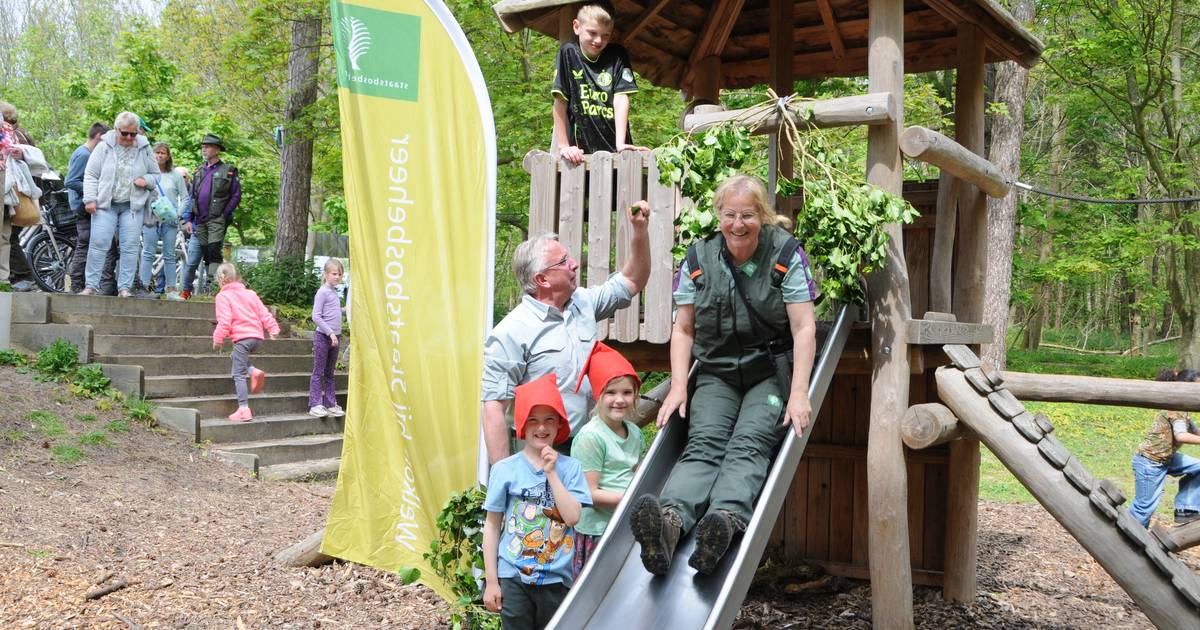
[212,263,280,422]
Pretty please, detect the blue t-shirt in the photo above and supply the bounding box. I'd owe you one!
[485,452,592,586]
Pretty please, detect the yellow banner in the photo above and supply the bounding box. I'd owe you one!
[322,0,495,602]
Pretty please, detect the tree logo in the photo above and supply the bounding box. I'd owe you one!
[341,16,372,72]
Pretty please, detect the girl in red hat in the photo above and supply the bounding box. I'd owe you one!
[482,373,592,629]
[570,342,643,578]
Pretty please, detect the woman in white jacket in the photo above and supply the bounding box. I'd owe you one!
[81,111,160,297]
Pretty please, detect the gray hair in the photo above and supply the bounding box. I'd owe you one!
[0,102,16,124]
[113,111,140,131]
[512,232,559,296]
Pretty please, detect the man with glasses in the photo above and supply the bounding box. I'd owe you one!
[180,133,240,298]
[481,201,651,465]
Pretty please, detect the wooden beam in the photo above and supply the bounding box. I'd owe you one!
[864,0,914,626]
[1152,520,1200,553]
[929,169,957,312]
[274,528,334,567]
[724,36,960,87]
[901,403,964,449]
[943,23,986,605]
[814,0,846,59]
[688,55,723,104]
[921,0,1032,68]
[1001,372,1200,411]
[936,367,1200,629]
[623,0,675,44]
[905,318,994,345]
[683,92,895,134]
[681,0,746,87]
[769,0,794,217]
[899,126,1010,198]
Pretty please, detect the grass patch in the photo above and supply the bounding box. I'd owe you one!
[104,419,130,434]
[78,431,113,448]
[50,444,84,464]
[77,413,97,423]
[978,401,1182,518]
[26,410,66,438]
[2,429,27,443]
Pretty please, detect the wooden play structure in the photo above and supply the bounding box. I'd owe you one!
[493,0,1200,627]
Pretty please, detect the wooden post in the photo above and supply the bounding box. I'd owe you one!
[1152,520,1200,553]
[864,0,914,626]
[549,9,576,155]
[689,55,723,104]
[768,0,793,216]
[274,528,334,567]
[901,403,965,449]
[944,22,986,604]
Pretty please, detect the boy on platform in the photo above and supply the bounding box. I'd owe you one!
[483,373,592,630]
[551,2,645,164]
[570,342,643,577]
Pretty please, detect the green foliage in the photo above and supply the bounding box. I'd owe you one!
[655,103,919,303]
[34,340,79,382]
[240,256,322,308]
[105,419,130,434]
[78,414,97,423]
[27,411,65,438]
[2,430,27,444]
[0,349,28,367]
[51,444,85,465]
[79,431,113,448]
[424,486,500,630]
[275,304,315,330]
[69,364,113,398]
[124,396,156,426]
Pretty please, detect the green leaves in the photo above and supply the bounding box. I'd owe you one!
[655,112,919,302]
[423,486,500,630]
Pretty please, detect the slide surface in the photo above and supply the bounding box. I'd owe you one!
[548,305,856,630]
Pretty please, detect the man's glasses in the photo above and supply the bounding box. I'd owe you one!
[543,253,571,271]
[118,130,138,138]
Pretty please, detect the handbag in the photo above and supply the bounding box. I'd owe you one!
[150,179,177,223]
[12,190,39,227]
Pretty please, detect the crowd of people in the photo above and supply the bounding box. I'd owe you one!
[0,104,241,299]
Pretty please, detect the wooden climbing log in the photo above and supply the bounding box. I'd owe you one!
[936,367,1200,628]
[682,92,895,134]
[275,528,334,567]
[901,403,965,449]
[1002,371,1200,411]
[898,126,1010,198]
[1152,520,1200,553]
[632,376,673,428]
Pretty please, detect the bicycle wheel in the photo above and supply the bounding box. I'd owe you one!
[25,230,74,293]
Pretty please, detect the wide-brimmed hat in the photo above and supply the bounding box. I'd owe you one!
[200,133,225,150]
[514,373,570,444]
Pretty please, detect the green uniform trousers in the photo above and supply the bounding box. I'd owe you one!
[660,371,787,532]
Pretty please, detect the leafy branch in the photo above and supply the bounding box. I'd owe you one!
[423,487,500,630]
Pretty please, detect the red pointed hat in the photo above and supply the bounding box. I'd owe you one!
[514,373,571,444]
[575,342,641,395]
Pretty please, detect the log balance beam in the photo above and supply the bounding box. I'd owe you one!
[1002,371,1200,412]
[898,125,1010,198]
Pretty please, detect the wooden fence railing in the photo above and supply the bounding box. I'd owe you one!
[523,149,678,344]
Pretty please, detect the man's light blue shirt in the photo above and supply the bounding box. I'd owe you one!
[481,272,633,435]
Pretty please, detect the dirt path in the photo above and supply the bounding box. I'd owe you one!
[2,365,1196,628]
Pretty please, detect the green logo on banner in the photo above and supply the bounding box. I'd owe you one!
[332,2,421,101]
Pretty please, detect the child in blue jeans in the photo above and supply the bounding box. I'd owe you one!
[483,373,592,630]
[1130,368,1200,527]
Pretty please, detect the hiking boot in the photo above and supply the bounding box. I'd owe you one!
[630,494,680,575]
[1175,509,1200,525]
[690,510,741,575]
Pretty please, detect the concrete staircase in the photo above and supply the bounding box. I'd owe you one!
[7,292,347,481]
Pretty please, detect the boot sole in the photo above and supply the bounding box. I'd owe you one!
[631,495,670,575]
[689,512,733,575]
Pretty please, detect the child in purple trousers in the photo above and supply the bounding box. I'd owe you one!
[309,259,345,418]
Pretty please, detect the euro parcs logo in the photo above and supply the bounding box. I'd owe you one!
[332,2,421,102]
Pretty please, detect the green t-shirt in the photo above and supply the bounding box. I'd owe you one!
[571,417,642,536]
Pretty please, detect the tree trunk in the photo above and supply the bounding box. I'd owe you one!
[980,0,1034,370]
[274,14,322,260]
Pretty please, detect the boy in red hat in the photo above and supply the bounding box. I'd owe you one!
[570,342,643,577]
[483,373,592,630]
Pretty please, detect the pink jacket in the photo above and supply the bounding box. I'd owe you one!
[213,282,281,345]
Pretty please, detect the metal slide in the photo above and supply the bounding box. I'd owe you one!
[549,304,856,630]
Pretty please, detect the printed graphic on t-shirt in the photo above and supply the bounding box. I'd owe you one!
[552,41,638,154]
[503,482,575,581]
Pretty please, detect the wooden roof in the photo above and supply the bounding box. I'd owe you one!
[493,0,1043,90]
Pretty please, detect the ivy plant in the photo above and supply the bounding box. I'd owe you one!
[656,94,919,303]
[423,486,500,630]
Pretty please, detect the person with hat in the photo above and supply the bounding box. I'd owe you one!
[481,201,651,467]
[570,341,643,577]
[483,373,592,629]
[180,133,240,299]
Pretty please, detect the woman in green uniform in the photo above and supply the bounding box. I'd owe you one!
[630,174,818,575]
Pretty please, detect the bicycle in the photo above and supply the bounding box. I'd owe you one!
[21,174,76,293]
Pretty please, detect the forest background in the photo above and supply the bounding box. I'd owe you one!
[0,0,1197,368]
